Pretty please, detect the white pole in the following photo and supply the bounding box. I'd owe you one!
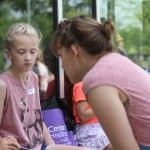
[27,0,31,23]
[95,0,101,22]
[57,0,64,99]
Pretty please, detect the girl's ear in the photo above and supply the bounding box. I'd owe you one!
[5,49,12,60]
[5,49,10,58]
[70,44,79,56]
[4,49,12,68]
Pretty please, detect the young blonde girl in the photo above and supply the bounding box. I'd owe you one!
[0,23,54,149]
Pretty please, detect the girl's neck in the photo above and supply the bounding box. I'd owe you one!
[9,68,29,81]
[86,51,111,70]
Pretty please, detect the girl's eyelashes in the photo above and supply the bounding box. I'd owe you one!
[30,48,37,54]
[16,48,37,54]
[17,49,25,54]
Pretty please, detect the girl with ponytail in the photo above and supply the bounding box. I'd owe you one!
[49,16,150,150]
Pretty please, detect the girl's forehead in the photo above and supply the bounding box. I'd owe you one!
[13,35,39,45]
[14,34,38,41]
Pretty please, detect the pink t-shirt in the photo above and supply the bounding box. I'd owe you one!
[83,53,150,146]
[0,71,43,149]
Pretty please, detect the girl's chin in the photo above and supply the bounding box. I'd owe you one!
[24,65,33,71]
[21,68,32,73]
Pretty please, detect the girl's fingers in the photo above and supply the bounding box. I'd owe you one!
[4,136,17,142]
[1,138,21,150]
[9,143,21,150]
[8,140,21,149]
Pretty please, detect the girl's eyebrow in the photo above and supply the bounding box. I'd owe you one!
[30,48,37,50]
[16,48,25,51]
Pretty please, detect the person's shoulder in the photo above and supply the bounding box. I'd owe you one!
[37,61,47,69]
[28,71,39,85]
[0,79,6,90]
[0,72,9,80]
[37,61,48,72]
[30,71,38,79]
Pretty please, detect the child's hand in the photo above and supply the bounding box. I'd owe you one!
[45,144,92,150]
[0,136,21,150]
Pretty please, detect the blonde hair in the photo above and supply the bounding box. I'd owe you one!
[5,22,42,50]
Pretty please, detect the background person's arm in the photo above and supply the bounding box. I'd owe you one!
[0,79,6,125]
[87,85,139,150]
[46,144,91,150]
[73,82,95,122]
[43,122,55,145]
[76,101,95,122]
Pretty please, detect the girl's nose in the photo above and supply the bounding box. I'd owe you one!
[25,52,32,60]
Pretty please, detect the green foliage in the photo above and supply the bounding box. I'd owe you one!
[120,27,143,55]
[63,0,92,18]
